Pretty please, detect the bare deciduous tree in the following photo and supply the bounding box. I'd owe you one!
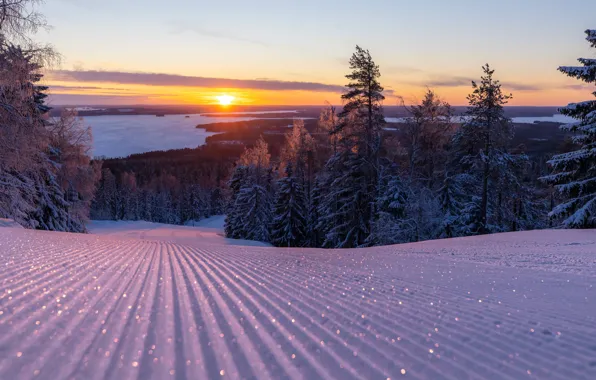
[0,0,48,41]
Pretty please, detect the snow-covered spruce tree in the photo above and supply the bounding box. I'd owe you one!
[0,40,73,231]
[91,168,119,220]
[225,137,274,242]
[0,41,47,227]
[541,30,596,228]
[209,187,226,216]
[451,64,518,234]
[269,163,308,247]
[322,45,385,248]
[367,165,413,246]
[0,9,97,233]
[224,165,248,238]
[306,177,324,247]
[234,182,272,242]
[319,149,372,248]
[436,171,477,238]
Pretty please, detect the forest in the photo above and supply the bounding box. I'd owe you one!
[1,0,595,247]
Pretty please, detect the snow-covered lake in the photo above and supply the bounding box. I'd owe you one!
[84,114,258,158]
[386,114,576,124]
[511,114,576,124]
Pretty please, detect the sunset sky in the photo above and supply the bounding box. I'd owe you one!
[39,0,596,106]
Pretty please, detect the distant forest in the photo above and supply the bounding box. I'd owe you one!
[2,0,595,247]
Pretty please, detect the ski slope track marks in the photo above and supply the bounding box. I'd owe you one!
[0,227,595,379]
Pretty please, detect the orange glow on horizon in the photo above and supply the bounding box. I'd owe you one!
[45,79,592,107]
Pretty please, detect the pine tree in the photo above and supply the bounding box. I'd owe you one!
[451,64,517,234]
[270,163,308,247]
[541,29,596,228]
[320,45,386,247]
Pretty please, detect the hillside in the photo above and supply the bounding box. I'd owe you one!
[0,224,595,379]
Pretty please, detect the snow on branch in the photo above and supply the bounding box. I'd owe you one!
[558,65,596,82]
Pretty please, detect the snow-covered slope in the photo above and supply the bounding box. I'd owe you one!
[0,226,595,380]
[88,217,271,247]
[0,219,22,229]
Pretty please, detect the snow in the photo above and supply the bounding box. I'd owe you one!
[184,214,226,229]
[0,226,595,379]
[0,219,22,228]
[88,218,271,247]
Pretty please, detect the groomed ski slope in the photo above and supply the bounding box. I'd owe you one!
[0,223,595,380]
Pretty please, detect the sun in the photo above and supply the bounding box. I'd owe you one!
[216,94,234,106]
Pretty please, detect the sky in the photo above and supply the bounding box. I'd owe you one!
[37,0,596,107]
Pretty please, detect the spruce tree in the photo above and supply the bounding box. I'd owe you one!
[542,29,596,227]
[234,183,272,242]
[225,137,274,242]
[436,172,476,238]
[368,167,413,246]
[270,163,308,247]
[306,179,323,247]
[224,165,248,238]
[320,150,370,248]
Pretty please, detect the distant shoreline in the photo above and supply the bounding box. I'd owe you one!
[50,105,563,119]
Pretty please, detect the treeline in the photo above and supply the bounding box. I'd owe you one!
[90,144,239,224]
[0,3,100,232]
[225,40,596,247]
[91,170,227,225]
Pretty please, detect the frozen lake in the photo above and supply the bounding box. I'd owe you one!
[386,114,576,124]
[87,113,577,158]
[511,114,576,124]
[84,114,257,158]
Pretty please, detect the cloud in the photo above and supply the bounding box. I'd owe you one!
[383,89,398,97]
[408,75,551,92]
[49,70,347,93]
[424,75,475,87]
[46,94,154,106]
[561,84,593,91]
[169,22,268,47]
[502,82,545,91]
[49,85,128,91]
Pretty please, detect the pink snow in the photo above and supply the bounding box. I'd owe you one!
[0,224,595,379]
